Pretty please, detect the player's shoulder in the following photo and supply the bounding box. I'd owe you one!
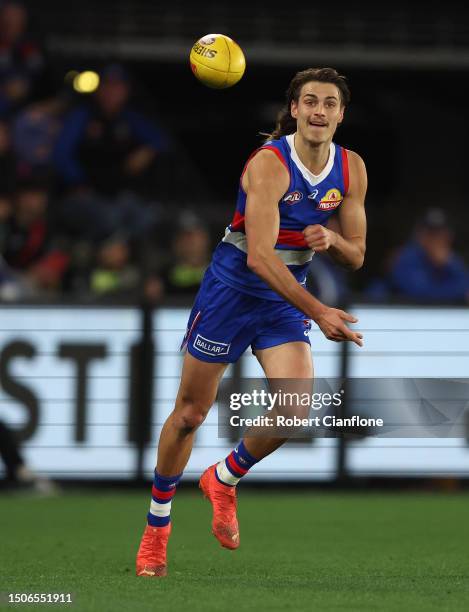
[245,148,289,185]
[242,140,290,191]
[341,147,366,172]
[247,139,289,172]
[341,147,367,195]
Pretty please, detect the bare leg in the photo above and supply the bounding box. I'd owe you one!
[156,353,227,475]
[136,353,227,576]
[197,342,312,551]
[243,341,313,459]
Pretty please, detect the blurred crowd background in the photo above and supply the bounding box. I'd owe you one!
[0,0,468,307]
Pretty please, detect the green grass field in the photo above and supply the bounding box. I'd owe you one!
[1,488,468,611]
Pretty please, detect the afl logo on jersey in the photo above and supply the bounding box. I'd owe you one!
[283,191,303,204]
[316,188,343,211]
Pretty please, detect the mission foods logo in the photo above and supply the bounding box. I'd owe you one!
[283,191,303,204]
[316,188,343,211]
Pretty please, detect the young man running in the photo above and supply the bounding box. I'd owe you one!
[136,67,367,577]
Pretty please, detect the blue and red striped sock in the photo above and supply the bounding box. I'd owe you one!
[147,470,182,527]
[215,440,259,486]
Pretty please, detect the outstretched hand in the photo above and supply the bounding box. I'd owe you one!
[314,308,363,347]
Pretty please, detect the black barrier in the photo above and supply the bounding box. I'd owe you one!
[128,304,155,481]
[337,341,350,483]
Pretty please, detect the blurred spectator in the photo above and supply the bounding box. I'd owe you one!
[0,189,12,234]
[0,1,45,117]
[307,255,348,306]
[58,188,158,244]
[12,96,68,177]
[53,64,169,198]
[0,419,58,494]
[143,274,164,304]
[0,119,16,192]
[156,212,211,297]
[88,235,139,300]
[366,209,469,303]
[53,64,167,242]
[0,179,69,299]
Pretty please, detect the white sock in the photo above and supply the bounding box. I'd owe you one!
[216,460,240,486]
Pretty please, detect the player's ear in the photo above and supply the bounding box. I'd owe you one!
[290,100,298,119]
[337,106,345,125]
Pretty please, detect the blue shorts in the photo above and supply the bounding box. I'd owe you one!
[181,267,312,363]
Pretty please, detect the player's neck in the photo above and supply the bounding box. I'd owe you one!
[294,132,331,175]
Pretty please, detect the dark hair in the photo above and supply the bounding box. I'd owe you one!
[265,68,350,142]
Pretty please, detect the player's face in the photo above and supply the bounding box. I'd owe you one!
[291,82,344,145]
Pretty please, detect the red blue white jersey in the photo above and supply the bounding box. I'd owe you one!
[211,133,349,301]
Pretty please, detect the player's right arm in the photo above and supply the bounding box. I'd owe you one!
[243,150,363,346]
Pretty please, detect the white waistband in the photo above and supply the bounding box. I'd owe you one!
[222,229,314,266]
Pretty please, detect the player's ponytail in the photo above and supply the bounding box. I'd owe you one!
[263,67,350,142]
[267,111,297,141]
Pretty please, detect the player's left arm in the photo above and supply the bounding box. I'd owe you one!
[303,151,367,270]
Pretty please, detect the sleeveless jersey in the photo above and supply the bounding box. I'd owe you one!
[210,133,349,301]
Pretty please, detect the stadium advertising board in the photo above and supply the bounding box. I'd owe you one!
[0,307,140,478]
[1,306,468,480]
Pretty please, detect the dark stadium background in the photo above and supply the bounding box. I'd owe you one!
[22,0,469,287]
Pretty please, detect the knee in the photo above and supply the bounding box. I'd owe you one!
[172,397,209,435]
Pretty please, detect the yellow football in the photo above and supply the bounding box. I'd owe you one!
[190,34,246,89]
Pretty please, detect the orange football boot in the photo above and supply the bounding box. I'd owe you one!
[136,523,172,577]
[199,464,239,550]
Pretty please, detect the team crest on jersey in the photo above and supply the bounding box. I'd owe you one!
[283,191,303,204]
[316,188,343,211]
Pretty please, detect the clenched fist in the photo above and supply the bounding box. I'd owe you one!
[303,224,337,252]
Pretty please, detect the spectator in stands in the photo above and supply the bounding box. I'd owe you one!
[0,191,14,296]
[87,235,139,300]
[0,179,69,298]
[53,64,166,240]
[0,120,16,192]
[366,208,469,303]
[0,1,45,117]
[54,63,169,196]
[12,96,68,178]
[158,211,211,297]
[307,255,348,306]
